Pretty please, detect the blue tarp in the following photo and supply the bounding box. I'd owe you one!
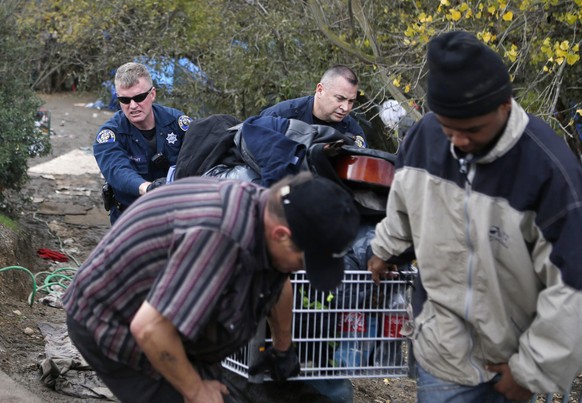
[103,57,203,111]
[134,56,203,91]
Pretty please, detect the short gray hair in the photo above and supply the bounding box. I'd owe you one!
[114,62,153,90]
[320,65,358,86]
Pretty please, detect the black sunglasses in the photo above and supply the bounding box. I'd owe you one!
[117,87,153,105]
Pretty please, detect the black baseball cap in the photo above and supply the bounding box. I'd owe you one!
[281,176,360,291]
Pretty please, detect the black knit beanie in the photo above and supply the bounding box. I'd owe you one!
[427,30,512,118]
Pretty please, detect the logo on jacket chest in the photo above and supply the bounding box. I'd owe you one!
[489,225,509,248]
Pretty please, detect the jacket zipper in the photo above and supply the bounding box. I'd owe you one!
[459,156,485,383]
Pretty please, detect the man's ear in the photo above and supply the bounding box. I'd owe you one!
[272,225,291,242]
[500,98,512,113]
[315,82,324,95]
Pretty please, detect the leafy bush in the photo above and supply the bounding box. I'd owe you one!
[0,1,50,192]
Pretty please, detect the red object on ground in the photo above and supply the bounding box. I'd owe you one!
[37,248,69,262]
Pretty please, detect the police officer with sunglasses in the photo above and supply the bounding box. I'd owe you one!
[94,62,192,224]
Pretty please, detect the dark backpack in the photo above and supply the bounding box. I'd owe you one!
[174,114,242,180]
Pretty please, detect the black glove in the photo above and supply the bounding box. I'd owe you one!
[248,345,300,381]
[146,177,167,192]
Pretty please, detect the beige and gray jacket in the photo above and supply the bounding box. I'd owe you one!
[371,100,582,393]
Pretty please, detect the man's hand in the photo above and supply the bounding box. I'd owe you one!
[367,254,398,285]
[185,380,229,403]
[486,363,533,401]
[146,177,167,192]
[248,345,300,381]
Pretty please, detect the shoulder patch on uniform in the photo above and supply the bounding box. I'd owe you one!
[178,115,192,132]
[96,129,116,143]
[354,135,366,148]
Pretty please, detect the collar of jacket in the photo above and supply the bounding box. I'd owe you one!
[450,98,529,165]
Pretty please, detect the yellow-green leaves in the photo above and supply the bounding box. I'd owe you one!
[502,11,513,21]
[541,38,580,70]
[505,44,519,62]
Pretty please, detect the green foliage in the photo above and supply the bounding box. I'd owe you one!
[0,0,50,192]
[307,0,582,156]
[15,0,222,92]
[0,214,19,232]
[8,0,582,157]
[14,0,355,118]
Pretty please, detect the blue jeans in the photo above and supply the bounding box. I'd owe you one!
[416,362,529,403]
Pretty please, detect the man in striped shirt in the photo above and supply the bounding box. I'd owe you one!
[63,172,359,403]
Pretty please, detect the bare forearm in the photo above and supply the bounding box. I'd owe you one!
[267,278,293,351]
[141,326,201,397]
[130,302,201,399]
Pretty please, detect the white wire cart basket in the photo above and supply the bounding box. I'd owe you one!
[222,268,417,382]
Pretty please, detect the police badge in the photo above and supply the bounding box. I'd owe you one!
[96,129,116,143]
[166,132,178,145]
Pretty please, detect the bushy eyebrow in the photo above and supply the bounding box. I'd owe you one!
[334,94,356,102]
[448,125,482,133]
[437,120,487,133]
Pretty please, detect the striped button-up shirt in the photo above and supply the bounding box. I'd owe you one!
[63,177,287,374]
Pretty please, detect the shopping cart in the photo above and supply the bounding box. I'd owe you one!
[222,269,416,382]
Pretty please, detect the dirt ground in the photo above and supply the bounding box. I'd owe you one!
[0,92,579,403]
[0,92,416,403]
[0,92,113,403]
